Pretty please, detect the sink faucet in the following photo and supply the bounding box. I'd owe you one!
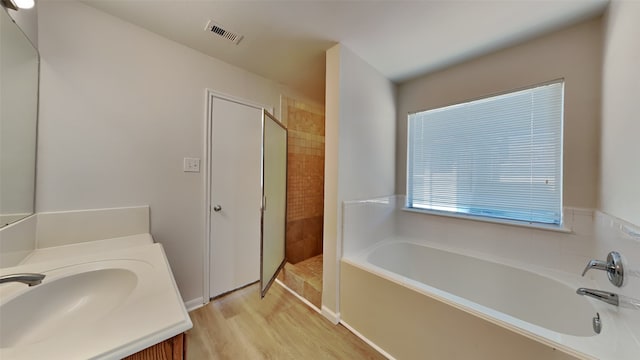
[0,273,45,286]
[581,251,624,287]
[576,288,619,306]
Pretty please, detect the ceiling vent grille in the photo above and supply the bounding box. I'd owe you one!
[205,20,243,45]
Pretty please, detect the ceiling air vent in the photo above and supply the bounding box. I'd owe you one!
[205,20,244,45]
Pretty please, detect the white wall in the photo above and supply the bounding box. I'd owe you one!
[342,197,397,257]
[397,18,603,209]
[4,4,37,47]
[593,210,640,337]
[323,44,396,315]
[600,1,640,225]
[343,196,596,276]
[36,0,316,304]
[598,5,640,338]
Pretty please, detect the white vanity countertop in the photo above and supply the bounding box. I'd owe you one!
[0,235,193,360]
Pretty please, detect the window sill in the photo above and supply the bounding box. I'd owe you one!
[401,207,572,233]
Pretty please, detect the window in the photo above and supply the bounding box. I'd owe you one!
[406,81,564,225]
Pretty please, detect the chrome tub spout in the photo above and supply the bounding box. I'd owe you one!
[0,273,45,287]
[576,288,619,306]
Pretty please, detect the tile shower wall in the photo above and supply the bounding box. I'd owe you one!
[282,97,325,264]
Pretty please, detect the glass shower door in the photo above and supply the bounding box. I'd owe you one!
[260,110,287,297]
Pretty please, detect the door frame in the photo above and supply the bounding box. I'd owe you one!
[203,89,273,304]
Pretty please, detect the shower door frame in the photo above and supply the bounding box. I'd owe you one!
[259,110,288,298]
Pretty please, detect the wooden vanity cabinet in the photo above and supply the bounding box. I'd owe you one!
[123,333,186,360]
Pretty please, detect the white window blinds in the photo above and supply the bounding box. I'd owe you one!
[407,81,564,225]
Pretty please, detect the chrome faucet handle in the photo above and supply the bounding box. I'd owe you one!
[581,259,609,276]
[581,251,624,287]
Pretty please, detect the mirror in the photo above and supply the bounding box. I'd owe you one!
[0,8,39,228]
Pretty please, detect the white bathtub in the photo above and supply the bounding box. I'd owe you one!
[341,239,639,360]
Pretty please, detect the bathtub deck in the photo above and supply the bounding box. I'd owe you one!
[277,254,323,308]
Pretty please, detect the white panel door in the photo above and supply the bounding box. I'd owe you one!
[209,97,262,298]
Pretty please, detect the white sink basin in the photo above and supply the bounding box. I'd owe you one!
[0,242,192,360]
[0,268,137,348]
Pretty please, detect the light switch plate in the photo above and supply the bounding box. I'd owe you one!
[183,157,200,172]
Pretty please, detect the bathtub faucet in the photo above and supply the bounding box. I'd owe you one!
[576,288,619,306]
[0,273,45,287]
[581,251,624,287]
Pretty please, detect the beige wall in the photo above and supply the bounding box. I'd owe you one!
[323,44,396,317]
[600,1,640,225]
[396,18,603,209]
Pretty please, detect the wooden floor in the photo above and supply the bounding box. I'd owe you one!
[187,282,385,359]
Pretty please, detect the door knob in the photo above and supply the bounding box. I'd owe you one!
[213,205,222,212]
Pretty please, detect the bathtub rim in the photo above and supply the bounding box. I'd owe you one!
[342,238,639,360]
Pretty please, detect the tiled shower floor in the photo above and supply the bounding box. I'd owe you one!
[277,254,323,309]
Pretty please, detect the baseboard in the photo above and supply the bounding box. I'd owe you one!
[275,279,322,314]
[340,320,396,360]
[185,297,205,312]
[320,305,340,325]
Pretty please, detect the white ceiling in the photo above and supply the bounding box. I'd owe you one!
[80,0,608,102]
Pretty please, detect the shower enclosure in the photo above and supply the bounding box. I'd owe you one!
[277,97,326,308]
